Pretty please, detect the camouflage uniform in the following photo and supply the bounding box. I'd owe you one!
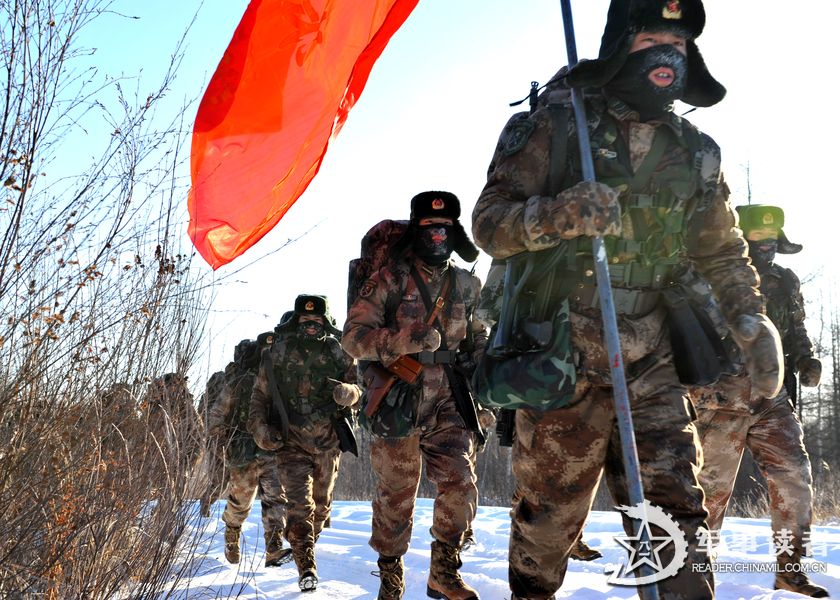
[694,262,819,586]
[471,7,769,595]
[249,309,357,588]
[141,373,204,497]
[207,361,287,553]
[342,256,486,571]
[199,370,227,516]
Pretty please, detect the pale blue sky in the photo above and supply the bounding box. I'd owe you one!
[77,1,840,377]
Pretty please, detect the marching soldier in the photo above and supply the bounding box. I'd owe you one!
[471,1,783,598]
[343,191,487,600]
[207,334,290,567]
[694,205,827,597]
[249,295,360,592]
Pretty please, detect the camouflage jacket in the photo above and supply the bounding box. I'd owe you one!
[342,257,487,419]
[249,334,357,454]
[208,361,260,466]
[760,264,813,366]
[472,91,762,340]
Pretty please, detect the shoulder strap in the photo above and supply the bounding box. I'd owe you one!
[629,126,671,192]
[546,103,570,195]
[409,266,455,346]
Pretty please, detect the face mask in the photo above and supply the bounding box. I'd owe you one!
[748,240,777,271]
[414,224,454,265]
[605,44,687,120]
[297,320,325,340]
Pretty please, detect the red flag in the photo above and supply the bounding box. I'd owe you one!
[188,0,419,269]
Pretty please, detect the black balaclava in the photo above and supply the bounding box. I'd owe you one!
[297,319,325,341]
[748,240,777,273]
[605,43,687,120]
[414,223,454,266]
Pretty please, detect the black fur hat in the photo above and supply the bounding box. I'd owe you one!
[274,294,341,336]
[565,0,725,108]
[391,191,480,262]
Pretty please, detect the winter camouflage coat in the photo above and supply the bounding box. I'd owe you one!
[249,334,357,455]
[472,90,763,366]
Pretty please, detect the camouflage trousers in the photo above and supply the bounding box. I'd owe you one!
[695,376,813,553]
[222,454,287,533]
[276,444,341,552]
[200,438,227,509]
[369,399,477,557]
[509,349,713,600]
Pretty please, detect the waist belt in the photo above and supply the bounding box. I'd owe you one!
[414,350,457,365]
[570,285,661,318]
[571,257,676,289]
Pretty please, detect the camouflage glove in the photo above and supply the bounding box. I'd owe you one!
[250,423,283,451]
[333,382,361,407]
[731,314,784,399]
[388,322,441,355]
[796,356,822,388]
[548,181,622,239]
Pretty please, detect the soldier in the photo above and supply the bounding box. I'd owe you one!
[693,205,827,597]
[207,334,291,567]
[141,373,205,498]
[471,1,783,598]
[199,370,227,517]
[249,295,360,592]
[343,191,487,600]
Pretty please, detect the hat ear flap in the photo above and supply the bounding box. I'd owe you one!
[681,40,726,107]
[777,230,803,255]
[452,221,479,262]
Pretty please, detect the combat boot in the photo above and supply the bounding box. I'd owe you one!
[569,538,602,561]
[373,555,405,599]
[293,546,318,592]
[223,526,240,564]
[426,540,479,600]
[264,529,293,567]
[775,551,829,597]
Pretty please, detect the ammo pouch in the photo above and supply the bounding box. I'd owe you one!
[661,287,730,386]
[359,377,418,439]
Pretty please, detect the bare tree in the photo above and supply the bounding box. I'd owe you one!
[0,1,216,596]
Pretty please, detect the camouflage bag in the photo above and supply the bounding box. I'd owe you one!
[472,298,576,410]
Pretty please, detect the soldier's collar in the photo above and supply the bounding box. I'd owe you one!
[416,258,450,280]
[605,94,683,137]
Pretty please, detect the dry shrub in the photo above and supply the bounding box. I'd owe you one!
[0,0,215,597]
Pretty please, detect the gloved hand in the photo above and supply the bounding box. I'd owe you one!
[731,314,783,399]
[388,322,441,355]
[333,382,362,407]
[796,356,822,388]
[553,181,622,239]
[250,423,283,451]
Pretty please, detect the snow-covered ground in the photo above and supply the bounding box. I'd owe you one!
[171,499,840,599]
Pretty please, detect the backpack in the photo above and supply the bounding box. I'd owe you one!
[346,219,408,311]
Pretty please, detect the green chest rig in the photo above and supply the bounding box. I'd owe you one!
[566,111,702,291]
[273,337,342,427]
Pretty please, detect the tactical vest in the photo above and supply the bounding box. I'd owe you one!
[566,110,701,290]
[762,266,798,341]
[226,368,259,465]
[273,336,343,428]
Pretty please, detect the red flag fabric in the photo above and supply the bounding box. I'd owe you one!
[188,0,420,269]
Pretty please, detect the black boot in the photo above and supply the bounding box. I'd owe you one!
[293,546,318,592]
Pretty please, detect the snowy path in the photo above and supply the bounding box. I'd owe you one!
[168,499,840,599]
